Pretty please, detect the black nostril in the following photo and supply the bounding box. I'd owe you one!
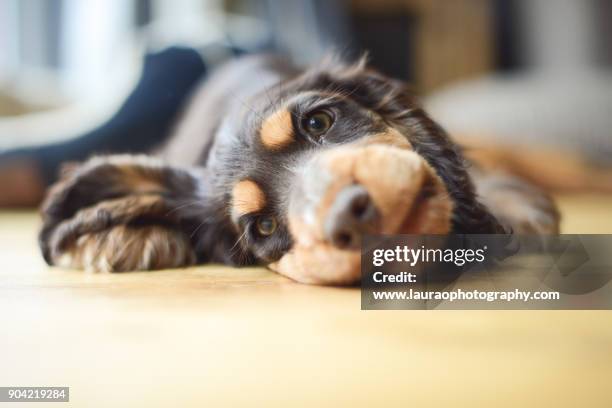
[350,194,369,219]
[324,185,379,249]
[332,230,354,249]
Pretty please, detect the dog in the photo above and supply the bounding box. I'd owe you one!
[38,54,559,284]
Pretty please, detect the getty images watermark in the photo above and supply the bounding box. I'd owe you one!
[361,234,612,310]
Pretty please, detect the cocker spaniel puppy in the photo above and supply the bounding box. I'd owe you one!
[39,55,559,284]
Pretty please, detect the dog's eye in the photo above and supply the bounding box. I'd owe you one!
[304,111,333,137]
[256,216,277,236]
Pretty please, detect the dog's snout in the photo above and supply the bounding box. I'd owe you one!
[324,185,379,249]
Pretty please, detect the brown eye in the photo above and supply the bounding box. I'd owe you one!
[256,216,277,236]
[304,111,333,136]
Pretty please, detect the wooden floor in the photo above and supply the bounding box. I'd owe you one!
[1,194,611,407]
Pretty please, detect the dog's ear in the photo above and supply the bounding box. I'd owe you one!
[39,155,207,271]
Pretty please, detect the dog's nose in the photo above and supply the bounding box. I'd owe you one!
[324,185,379,249]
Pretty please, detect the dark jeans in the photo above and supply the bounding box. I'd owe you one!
[0,46,216,185]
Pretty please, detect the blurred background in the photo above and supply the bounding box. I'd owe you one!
[0,0,611,177]
[1,5,611,405]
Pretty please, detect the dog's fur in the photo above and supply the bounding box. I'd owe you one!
[38,55,559,284]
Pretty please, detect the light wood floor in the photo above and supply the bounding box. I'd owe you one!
[1,194,611,407]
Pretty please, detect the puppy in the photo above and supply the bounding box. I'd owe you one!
[39,55,559,284]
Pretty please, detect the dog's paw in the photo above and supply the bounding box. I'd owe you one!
[39,155,200,271]
[474,171,560,235]
[41,193,196,272]
[54,224,195,273]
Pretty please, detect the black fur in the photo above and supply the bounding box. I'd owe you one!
[39,55,507,271]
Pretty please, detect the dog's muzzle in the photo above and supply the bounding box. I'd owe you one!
[270,144,453,285]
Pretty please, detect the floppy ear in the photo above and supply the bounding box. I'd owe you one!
[369,77,562,235]
[347,69,559,235]
[39,154,206,272]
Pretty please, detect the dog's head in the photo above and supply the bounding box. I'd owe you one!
[198,57,505,283]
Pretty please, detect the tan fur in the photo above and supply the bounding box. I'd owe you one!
[41,155,175,218]
[260,109,294,150]
[320,145,451,234]
[47,194,174,256]
[116,164,167,194]
[95,154,170,194]
[55,225,195,272]
[472,170,559,234]
[398,167,454,234]
[46,192,196,272]
[356,128,413,150]
[460,137,612,193]
[270,244,360,285]
[276,144,453,284]
[296,131,413,242]
[232,179,266,218]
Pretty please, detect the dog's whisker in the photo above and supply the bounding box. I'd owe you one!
[229,228,248,253]
[164,200,204,217]
[235,96,266,122]
[190,219,209,238]
[258,75,277,110]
